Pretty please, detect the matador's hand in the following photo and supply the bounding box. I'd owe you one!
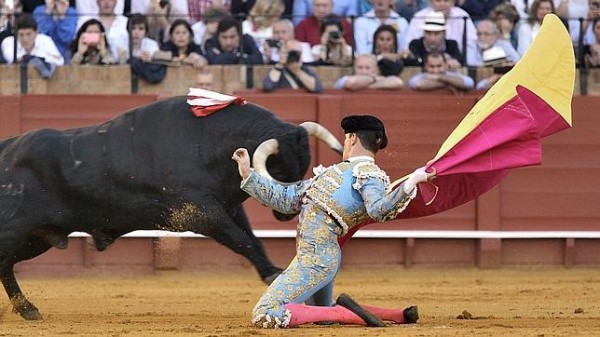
[232,148,251,180]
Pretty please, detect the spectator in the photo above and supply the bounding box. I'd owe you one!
[242,0,285,48]
[160,18,207,68]
[469,18,520,67]
[489,2,520,50]
[310,14,352,66]
[510,0,561,20]
[263,18,313,64]
[128,14,167,84]
[192,6,232,48]
[565,0,600,50]
[22,0,74,13]
[263,45,323,92]
[68,18,116,65]
[1,14,64,78]
[395,0,428,21]
[475,46,513,90]
[145,0,190,43]
[517,0,555,56]
[371,24,404,76]
[583,17,600,67]
[334,53,403,91]
[295,0,352,46]
[406,0,477,63]
[407,11,463,69]
[408,51,474,91]
[131,0,190,22]
[204,17,263,64]
[292,0,357,25]
[33,0,77,63]
[456,0,505,21]
[354,0,409,54]
[76,0,124,16]
[0,0,16,61]
[195,69,214,89]
[77,0,129,63]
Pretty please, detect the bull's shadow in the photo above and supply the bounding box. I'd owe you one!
[0,96,342,320]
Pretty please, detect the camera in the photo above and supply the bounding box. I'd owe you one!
[493,65,513,74]
[159,0,170,8]
[287,50,301,63]
[328,31,341,42]
[266,39,281,49]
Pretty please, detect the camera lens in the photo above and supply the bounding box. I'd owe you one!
[328,31,341,41]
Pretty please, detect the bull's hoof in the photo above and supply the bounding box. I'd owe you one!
[262,269,283,285]
[11,296,43,320]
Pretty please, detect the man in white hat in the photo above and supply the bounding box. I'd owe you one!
[406,11,463,69]
[405,0,477,63]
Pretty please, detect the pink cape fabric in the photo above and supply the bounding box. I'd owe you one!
[338,86,571,247]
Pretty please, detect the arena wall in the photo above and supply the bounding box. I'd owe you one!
[0,92,598,277]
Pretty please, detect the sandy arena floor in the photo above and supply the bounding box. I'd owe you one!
[0,267,599,336]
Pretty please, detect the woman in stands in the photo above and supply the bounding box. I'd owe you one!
[371,25,403,77]
[242,0,285,49]
[69,19,116,65]
[517,0,555,56]
[159,18,207,68]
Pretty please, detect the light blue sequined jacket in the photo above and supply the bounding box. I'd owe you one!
[241,157,416,235]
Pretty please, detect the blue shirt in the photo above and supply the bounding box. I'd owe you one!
[33,5,78,64]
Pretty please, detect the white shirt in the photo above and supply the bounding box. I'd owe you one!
[131,0,189,16]
[354,9,409,54]
[269,42,314,63]
[1,33,64,65]
[133,37,160,58]
[76,0,125,15]
[517,21,540,56]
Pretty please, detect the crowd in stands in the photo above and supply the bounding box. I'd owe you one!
[1,0,599,92]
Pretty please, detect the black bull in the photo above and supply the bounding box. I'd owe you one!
[0,97,342,320]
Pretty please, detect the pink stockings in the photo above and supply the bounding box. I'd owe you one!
[284,303,407,327]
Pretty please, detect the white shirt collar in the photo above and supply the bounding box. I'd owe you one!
[347,156,375,162]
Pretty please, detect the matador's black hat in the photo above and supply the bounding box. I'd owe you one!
[341,115,388,150]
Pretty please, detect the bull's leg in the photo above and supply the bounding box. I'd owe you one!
[230,205,283,283]
[0,236,51,320]
[178,199,280,284]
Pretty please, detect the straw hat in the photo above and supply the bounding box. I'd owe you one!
[421,11,446,32]
[483,46,508,66]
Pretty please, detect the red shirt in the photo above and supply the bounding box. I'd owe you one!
[294,16,353,47]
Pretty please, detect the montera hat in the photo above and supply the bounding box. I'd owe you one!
[341,115,388,149]
[421,11,446,32]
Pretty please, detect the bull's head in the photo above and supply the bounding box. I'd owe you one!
[253,122,343,221]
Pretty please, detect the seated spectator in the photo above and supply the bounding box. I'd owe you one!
[292,0,357,25]
[310,14,352,66]
[469,19,520,67]
[334,53,403,91]
[407,11,463,69]
[354,0,409,54]
[565,0,598,50]
[372,24,404,76]
[204,17,263,64]
[263,46,323,93]
[1,14,64,78]
[160,19,207,68]
[510,0,561,20]
[129,14,166,84]
[406,0,477,61]
[242,0,285,48]
[0,0,15,62]
[489,3,520,50]
[145,0,190,43]
[131,0,190,22]
[195,70,214,90]
[69,18,117,65]
[583,18,600,67]
[33,0,77,63]
[77,0,124,16]
[77,0,129,63]
[262,18,313,64]
[476,46,513,90]
[408,51,474,92]
[294,0,352,46]
[192,6,232,50]
[232,0,292,22]
[517,0,555,56]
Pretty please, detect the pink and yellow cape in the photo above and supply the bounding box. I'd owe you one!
[339,14,575,246]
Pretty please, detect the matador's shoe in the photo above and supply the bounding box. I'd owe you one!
[335,293,386,327]
[403,305,419,324]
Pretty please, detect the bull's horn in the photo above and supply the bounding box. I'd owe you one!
[300,122,343,154]
[252,138,279,182]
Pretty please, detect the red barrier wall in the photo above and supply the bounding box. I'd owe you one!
[1,92,598,276]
